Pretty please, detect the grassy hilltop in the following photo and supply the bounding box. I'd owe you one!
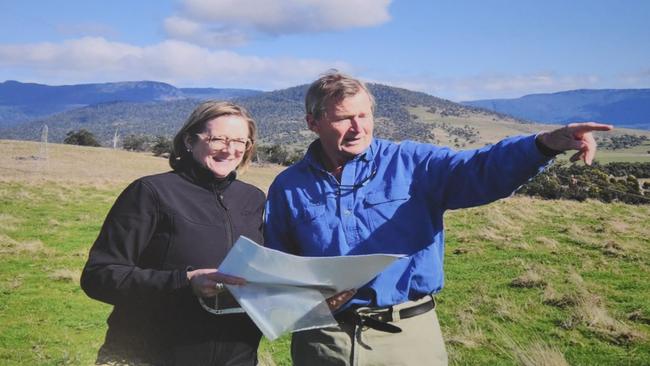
[1,140,649,365]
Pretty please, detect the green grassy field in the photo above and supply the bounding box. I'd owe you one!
[594,141,650,164]
[1,140,649,365]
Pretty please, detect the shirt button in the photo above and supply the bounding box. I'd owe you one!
[344,210,352,216]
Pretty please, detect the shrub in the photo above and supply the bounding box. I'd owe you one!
[151,135,173,157]
[63,129,101,147]
[122,134,150,152]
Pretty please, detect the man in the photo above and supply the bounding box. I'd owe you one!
[264,71,612,365]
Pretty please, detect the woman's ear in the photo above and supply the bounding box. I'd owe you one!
[183,134,193,152]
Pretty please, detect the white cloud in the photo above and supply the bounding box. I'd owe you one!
[164,16,249,48]
[379,72,607,101]
[0,37,350,89]
[165,0,392,46]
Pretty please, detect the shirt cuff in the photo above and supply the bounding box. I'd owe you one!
[534,134,563,157]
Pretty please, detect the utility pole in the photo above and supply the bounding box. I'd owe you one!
[113,128,119,149]
[40,124,48,160]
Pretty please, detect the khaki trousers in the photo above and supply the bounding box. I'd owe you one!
[291,296,448,366]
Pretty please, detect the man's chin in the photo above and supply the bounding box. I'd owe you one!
[341,144,369,156]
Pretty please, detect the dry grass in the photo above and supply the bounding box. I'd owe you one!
[408,105,560,149]
[446,309,486,348]
[476,226,505,242]
[492,323,570,366]
[1,140,285,193]
[534,236,559,251]
[491,295,523,322]
[568,295,645,345]
[543,272,646,345]
[47,268,81,283]
[239,163,286,194]
[627,310,650,325]
[1,140,168,186]
[510,268,547,289]
[485,205,524,240]
[565,223,601,248]
[2,274,24,292]
[607,219,630,233]
[542,286,581,309]
[452,247,471,255]
[602,240,625,257]
[0,234,49,255]
[456,200,542,250]
[513,341,569,366]
[0,213,21,232]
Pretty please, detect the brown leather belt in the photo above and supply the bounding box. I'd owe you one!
[334,296,435,333]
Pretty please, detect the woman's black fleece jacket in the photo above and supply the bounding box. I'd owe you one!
[80,158,265,362]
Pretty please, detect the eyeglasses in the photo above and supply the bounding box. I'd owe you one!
[196,134,253,152]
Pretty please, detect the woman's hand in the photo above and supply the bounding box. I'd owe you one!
[187,268,247,298]
[326,289,357,311]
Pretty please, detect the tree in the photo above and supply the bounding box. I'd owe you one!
[151,135,173,157]
[255,144,303,166]
[63,129,101,147]
[122,134,150,152]
[257,144,289,165]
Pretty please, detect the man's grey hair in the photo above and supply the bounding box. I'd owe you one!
[305,70,375,121]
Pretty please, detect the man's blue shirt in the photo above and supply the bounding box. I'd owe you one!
[264,135,551,309]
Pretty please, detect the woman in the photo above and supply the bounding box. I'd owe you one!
[81,101,264,365]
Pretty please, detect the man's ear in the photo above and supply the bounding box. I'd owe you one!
[306,114,318,134]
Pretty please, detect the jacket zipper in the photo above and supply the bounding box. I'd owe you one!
[214,188,234,249]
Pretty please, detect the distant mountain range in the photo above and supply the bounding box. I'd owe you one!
[0,80,262,128]
[0,80,535,148]
[1,80,648,150]
[462,89,650,130]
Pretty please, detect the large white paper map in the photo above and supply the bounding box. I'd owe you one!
[218,236,403,340]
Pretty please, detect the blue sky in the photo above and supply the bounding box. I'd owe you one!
[0,0,648,101]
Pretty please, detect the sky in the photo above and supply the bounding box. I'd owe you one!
[0,0,648,101]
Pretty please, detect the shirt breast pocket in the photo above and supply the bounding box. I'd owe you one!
[290,203,333,255]
[363,185,412,233]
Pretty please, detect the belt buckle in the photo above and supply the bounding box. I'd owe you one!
[359,306,391,322]
[359,313,402,333]
[371,310,391,323]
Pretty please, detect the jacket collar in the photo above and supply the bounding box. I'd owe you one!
[176,156,236,192]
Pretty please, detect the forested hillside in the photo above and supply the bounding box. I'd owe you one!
[0,83,530,148]
[0,80,260,128]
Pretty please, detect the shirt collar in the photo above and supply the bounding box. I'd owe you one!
[303,138,376,171]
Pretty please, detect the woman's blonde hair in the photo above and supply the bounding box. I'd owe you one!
[169,101,257,173]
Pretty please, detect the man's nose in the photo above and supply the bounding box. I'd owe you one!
[349,117,361,131]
